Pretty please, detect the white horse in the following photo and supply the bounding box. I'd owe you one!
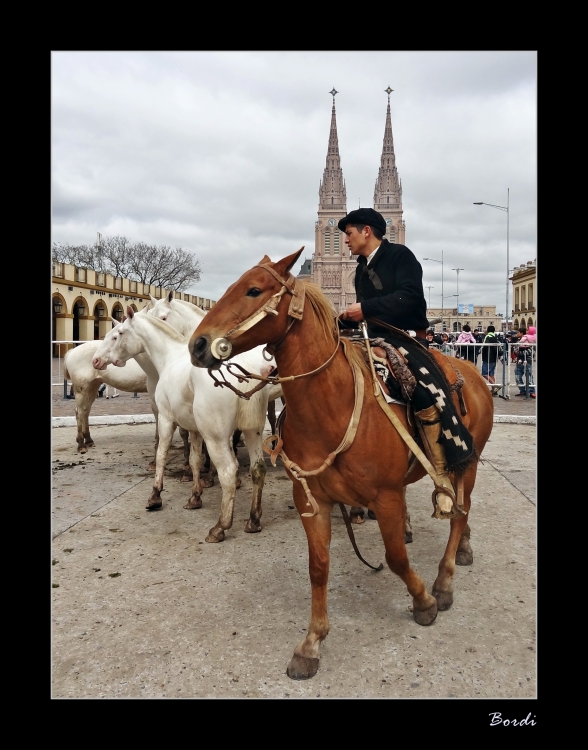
[104,305,276,543]
[64,293,204,459]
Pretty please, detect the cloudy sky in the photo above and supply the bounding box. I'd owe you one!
[52,51,536,317]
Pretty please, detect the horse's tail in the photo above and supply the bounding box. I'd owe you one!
[236,386,268,431]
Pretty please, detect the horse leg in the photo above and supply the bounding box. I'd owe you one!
[403,488,413,544]
[432,472,475,610]
[287,485,332,680]
[74,383,99,453]
[148,401,159,471]
[241,428,266,534]
[232,430,242,455]
[349,506,365,524]
[179,427,193,482]
[455,521,473,566]
[147,417,176,511]
[202,436,239,543]
[200,442,215,488]
[374,493,437,626]
[183,431,204,509]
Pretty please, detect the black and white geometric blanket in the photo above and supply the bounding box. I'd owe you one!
[366,323,477,475]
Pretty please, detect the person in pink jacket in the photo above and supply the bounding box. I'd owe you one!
[456,324,477,363]
[515,325,536,397]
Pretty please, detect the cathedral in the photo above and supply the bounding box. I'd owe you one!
[299,88,405,313]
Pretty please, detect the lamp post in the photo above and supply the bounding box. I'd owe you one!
[425,286,434,308]
[423,251,443,324]
[443,295,458,332]
[451,268,464,327]
[474,189,510,397]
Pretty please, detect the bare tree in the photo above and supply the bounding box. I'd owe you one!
[52,236,202,291]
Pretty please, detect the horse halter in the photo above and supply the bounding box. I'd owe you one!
[207,263,341,400]
[210,263,305,360]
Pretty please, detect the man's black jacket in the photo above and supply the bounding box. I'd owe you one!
[341,239,429,338]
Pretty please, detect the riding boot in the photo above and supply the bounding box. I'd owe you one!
[415,405,461,520]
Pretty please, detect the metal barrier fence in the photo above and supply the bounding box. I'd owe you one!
[53,339,537,401]
[428,341,537,399]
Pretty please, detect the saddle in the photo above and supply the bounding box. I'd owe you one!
[356,339,468,419]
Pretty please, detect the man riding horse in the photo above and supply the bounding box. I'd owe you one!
[339,208,472,518]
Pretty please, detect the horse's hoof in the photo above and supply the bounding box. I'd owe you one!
[244,519,261,533]
[180,472,193,483]
[236,477,242,489]
[147,462,156,471]
[404,531,413,544]
[286,654,319,680]
[146,502,163,511]
[85,441,95,449]
[455,549,473,566]
[351,514,365,525]
[79,446,87,455]
[367,510,377,520]
[433,588,454,611]
[205,528,225,543]
[183,496,202,510]
[200,475,214,489]
[413,600,438,626]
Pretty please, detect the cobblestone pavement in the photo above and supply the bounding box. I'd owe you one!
[52,357,537,419]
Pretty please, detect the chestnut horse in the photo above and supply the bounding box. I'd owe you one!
[189,248,493,680]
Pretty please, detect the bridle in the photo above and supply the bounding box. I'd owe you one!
[207,263,340,400]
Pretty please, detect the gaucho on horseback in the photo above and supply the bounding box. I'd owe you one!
[339,208,476,519]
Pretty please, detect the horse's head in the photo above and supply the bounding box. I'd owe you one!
[147,292,204,339]
[106,307,145,367]
[92,320,123,370]
[189,248,304,369]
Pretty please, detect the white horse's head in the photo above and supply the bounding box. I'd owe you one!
[92,319,124,370]
[105,307,148,367]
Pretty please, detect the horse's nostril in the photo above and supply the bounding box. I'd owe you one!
[192,336,208,356]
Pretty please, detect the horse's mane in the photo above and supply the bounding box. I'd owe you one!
[301,281,370,377]
[171,298,206,318]
[140,314,188,343]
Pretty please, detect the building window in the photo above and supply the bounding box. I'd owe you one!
[76,267,87,283]
[324,232,331,255]
[334,232,340,254]
[528,284,533,309]
[114,277,123,290]
[53,263,64,278]
[389,228,395,243]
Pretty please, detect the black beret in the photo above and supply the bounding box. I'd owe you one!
[337,208,386,235]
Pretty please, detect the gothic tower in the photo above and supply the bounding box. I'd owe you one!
[309,89,357,313]
[373,87,406,244]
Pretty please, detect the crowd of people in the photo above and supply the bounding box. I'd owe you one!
[425,324,537,398]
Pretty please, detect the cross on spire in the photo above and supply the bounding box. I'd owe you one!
[329,87,338,101]
[384,86,394,102]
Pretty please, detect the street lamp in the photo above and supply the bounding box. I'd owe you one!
[423,252,444,312]
[451,268,464,311]
[443,295,458,331]
[474,189,510,396]
[425,286,434,308]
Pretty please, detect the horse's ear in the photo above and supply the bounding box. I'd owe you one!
[149,294,157,305]
[167,291,173,303]
[121,315,127,323]
[111,319,117,329]
[258,255,271,265]
[126,306,134,319]
[273,247,305,279]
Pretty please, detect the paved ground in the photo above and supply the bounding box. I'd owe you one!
[51,420,536,700]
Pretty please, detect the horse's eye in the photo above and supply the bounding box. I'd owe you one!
[246,287,262,297]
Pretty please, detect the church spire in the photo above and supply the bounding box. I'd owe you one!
[373,87,405,244]
[319,88,346,209]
